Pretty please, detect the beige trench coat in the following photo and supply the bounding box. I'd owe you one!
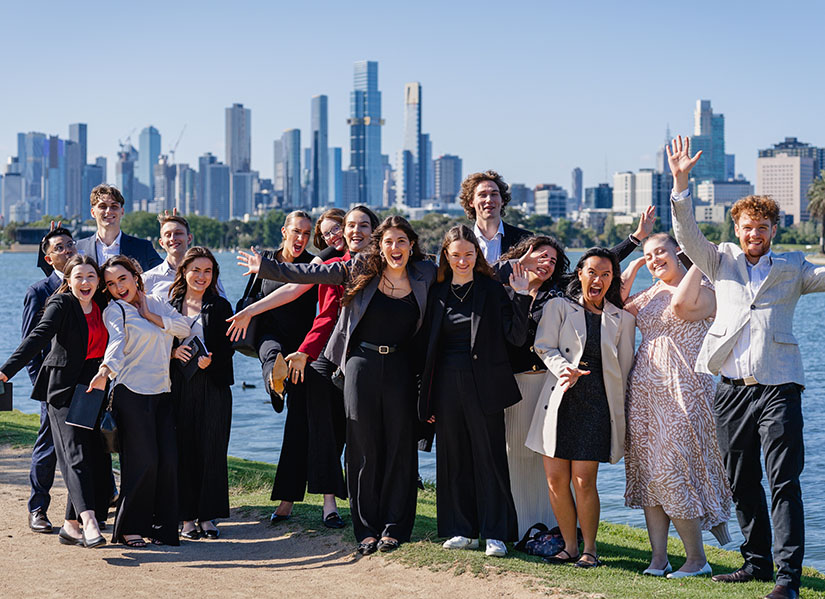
[525,296,635,464]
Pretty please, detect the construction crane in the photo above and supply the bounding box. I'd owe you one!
[118,128,136,153]
[169,124,187,164]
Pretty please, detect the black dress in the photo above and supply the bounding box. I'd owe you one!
[554,310,611,462]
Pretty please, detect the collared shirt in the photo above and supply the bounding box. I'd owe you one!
[102,296,191,395]
[95,231,122,266]
[473,220,505,263]
[142,258,228,301]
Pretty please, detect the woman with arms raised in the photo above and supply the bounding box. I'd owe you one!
[169,247,235,540]
[89,255,190,547]
[621,234,732,578]
[525,248,635,568]
[0,255,111,548]
[418,225,531,557]
[237,215,436,554]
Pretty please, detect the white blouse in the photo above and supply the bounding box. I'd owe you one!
[102,296,190,395]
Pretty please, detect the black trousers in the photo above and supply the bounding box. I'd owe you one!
[175,369,232,522]
[715,381,804,591]
[270,378,309,502]
[48,403,112,522]
[111,385,180,546]
[305,356,347,499]
[28,400,56,513]
[434,364,518,542]
[344,347,418,543]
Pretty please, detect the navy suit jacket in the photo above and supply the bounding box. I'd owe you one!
[75,233,162,273]
[21,271,62,385]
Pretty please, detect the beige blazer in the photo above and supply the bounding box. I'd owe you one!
[525,296,636,464]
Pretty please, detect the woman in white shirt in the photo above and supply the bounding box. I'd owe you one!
[89,255,190,547]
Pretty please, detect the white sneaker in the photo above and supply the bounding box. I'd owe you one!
[442,536,479,550]
[485,539,507,557]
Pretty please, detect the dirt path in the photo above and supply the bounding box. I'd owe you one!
[0,447,556,599]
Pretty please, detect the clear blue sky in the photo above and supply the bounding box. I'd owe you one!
[2,0,823,191]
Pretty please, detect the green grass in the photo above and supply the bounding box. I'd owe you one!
[3,410,824,597]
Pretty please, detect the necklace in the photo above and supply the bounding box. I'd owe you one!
[381,274,408,297]
[450,280,474,302]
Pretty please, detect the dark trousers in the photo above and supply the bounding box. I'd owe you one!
[48,403,112,522]
[344,347,418,543]
[305,356,347,499]
[715,381,805,591]
[270,379,309,502]
[111,385,179,546]
[434,365,518,542]
[28,401,56,513]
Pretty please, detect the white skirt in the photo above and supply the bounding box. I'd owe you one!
[505,370,557,538]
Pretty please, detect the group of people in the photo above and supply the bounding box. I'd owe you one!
[2,135,821,599]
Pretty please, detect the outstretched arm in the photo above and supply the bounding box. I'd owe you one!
[671,265,716,321]
[226,281,314,341]
[237,247,348,285]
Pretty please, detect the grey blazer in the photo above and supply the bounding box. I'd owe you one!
[258,256,437,370]
[672,193,825,386]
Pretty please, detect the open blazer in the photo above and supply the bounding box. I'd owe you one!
[170,291,235,387]
[257,256,437,370]
[417,274,532,421]
[524,296,635,464]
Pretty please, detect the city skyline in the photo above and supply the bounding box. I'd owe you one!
[2,1,823,193]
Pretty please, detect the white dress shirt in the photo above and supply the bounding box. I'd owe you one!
[142,259,228,300]
[95,231,122,265]
[473,220,505,263]
[102,296,190,395]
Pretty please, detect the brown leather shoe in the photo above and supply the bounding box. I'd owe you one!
[712,568,773,583]
[764,584,798,599]
[28,509,52,533]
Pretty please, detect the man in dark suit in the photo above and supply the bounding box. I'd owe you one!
[23,227,77,533]
[75,184,162,272]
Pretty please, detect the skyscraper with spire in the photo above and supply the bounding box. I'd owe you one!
[348,61,384,206]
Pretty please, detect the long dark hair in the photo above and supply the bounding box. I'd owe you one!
[436,224,496,283]
[168,246,221,302]
[55,254,103,296]
[342,215,425,306]
[566,247,624,308]
[500,234,569,292]
[101,255,144,297]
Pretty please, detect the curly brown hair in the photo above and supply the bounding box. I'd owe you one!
[342,216,425,306]
[730,195,780,225]
[90,184,125,208]
[168,246,221,301]
[313,208,346,250]
[436,225,496,283]
[458,170,511,220]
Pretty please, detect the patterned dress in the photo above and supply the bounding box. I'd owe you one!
[624,280,732,529]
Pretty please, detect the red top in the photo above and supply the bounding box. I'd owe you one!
[297,252,349,360]
[85,302,109,360]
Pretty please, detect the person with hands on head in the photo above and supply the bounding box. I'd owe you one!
[168,247,234,540]
[417,225,532,558]
[236,215,436,555]
[668,136,825,599]
[1,255,111,548]
[89,255,190,548]
[621,233,732,579]
[525,248,636,569]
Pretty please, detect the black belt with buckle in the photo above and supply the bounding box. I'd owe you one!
[359,342,397,355]
[721,375,759,386]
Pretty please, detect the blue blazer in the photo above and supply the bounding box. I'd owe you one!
[21,271,62,385]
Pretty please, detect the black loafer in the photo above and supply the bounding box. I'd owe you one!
[323,512,345,529]
[84,534,107,549]
[269,512,291,525]
[357,540,378,555]
[180,528,201,540]
[58,527,84,546]
[201,527,220,539]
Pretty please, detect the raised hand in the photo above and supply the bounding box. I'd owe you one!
[286,351,309,384]
[237,247,262,276]
[558,365,590,392]
[509,262,530,294]
[633,205,656,241]
[517,245,552,275]
[226,310,252,341]
[666,135,702,192]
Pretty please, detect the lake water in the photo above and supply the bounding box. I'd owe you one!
[2,249,824,569]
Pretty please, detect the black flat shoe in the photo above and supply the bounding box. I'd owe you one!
[377,538,399,552]
[323,512,345,529]
[201,527,220,539]
[269,512,291,525]
[180,528,201,540]
[357,540,377,555]
[58,527,84,546]
[84,534,107,549]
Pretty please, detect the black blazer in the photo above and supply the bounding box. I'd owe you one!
[21,271,62,384]
[501,222,533,256]
[417,274,532,422]
[1,293,103,408]
[170,291,235,387]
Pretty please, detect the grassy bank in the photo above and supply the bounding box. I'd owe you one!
[3,409,824,598]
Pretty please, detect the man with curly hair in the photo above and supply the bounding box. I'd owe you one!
[668,136,825,599]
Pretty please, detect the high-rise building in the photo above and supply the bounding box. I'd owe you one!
[655,126,672,174]
[571,167,583,210]
[225,103,251,173]
[509,183,534,211]
[341,168,359,207]
[95,156,107,181]
[328,147,342,207]
[534,184,568,218]
[725,154,736,180]
[348,60,384,206]
[205,162,230,221]
[136,126,161,200]
[585,183,613,209]
[2,158,23,222]
[612,170,671,228]
[399,82,423,206]
[153,155,176,211]
[758,137,825,176]
[81,163,105,215]
[310,95,329,208]
[690,100,726,184]
[197,153,217,215]
[433,154,462,203]
[612,172,635,214]
[231,171,257,219]
[280,129,302,208]
[174,164,195,214]
[757,154,815,224]
[116,145,136,211]
[18,132,47,207]
[69,123,87,167]
[696,178,754,206]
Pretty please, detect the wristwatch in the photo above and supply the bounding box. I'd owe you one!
[629,234,641,246]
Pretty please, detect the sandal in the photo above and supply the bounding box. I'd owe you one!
[377,538,399,552]
[574,552,603,568]
[122,537,147,548]
[357,539,378,555]
[148,537,165,546]
[543,549,580,564]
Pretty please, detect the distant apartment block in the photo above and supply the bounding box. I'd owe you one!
[756,153,815,224]
[534,184,567,218]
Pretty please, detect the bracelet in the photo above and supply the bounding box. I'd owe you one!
[629,234,641,246]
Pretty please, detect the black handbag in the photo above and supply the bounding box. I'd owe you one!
[232,264,266,358]
[99,394,119,453]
